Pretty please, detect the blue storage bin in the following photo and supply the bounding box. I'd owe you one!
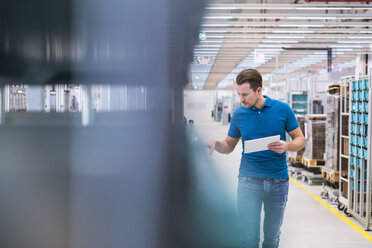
[350,135,355,145]
[356,147,361,157]
[350,156,355,166]
[351,113,356,123]
[358,80,363,90]
[356,136,361,145]
[350,146,355,156]
[356,124,362,135]
[358,102,363,112]
[362,148,368,159]
[350,168,354,178]
[352,92,357,100]
[352,81,358,90]
[364,79,369,89]
[351,124,356,134]
[362,114,367,124]
[292,94,308,101]
[352,102,357,112]
[357,114,362,124]
[357,158,362,168]
[363,114,368,124]
[363,137,368,147]
[358,91,363,100]
[364,102,369,113]
[364,90,369,101]
[295,111,307,115]
[292,103,307,109]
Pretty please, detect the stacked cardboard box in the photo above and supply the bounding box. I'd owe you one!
[325,85,340,171]
[303,114,327,160]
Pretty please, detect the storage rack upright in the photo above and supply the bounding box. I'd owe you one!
[346,75,372,230]
[338,76,351,211]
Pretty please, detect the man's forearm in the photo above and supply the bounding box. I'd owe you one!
[215,140,233,154]
[287,137,306,152]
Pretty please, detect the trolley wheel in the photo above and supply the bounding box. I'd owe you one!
[302,176,306,182]
[337,203,345,211]
[344,208,352,217]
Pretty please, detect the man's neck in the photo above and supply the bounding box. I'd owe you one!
[254,95,266,110]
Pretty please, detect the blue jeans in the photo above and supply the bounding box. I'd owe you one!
[237,177,289,248]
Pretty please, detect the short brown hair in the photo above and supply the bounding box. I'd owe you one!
[236,69,262,91]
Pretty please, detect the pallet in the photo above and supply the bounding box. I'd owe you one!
[306,114,326,120]
[302,158,325,168]
[321,168,340,183]
[288,155,302,163]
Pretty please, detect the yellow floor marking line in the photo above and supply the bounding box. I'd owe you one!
[290,176,372,243]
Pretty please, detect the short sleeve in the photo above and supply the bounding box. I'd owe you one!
[228,114,241,138]
[285,105,299,132]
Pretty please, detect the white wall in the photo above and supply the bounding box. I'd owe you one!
[184,90,215,122]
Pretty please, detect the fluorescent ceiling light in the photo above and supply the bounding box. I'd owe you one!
[287,17,337,20]
[193,51,218,54]
[273,30,315,34]
[195,45,222,48]
[201,24,230,27]
[331,45,364,48]
[334,48,354,51]
[200,30,228,33]
[338,41,371,44]
[255,48,283,52]
[203,16,234,19]
[194,48,220,51]
[261,40,298,43]
[279,24,325,27]
[295,7,352,10]
[258,44,292,48]
[206,35,225,39]
[266,35,305,39]
[199,40,223,43]
[347,36,372,39]
[307,35,347,39]
[205,7,237,10]
[224,35,265,39]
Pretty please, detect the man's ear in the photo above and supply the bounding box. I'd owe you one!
[257,87,262,95]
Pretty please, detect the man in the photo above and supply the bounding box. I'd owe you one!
[206,69,305,248]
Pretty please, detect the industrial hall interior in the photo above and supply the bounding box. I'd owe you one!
[0,0,372,248]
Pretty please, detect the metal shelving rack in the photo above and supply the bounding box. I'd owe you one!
[290,90,310,115]
[339,76,351,208]
[342,75,372,230]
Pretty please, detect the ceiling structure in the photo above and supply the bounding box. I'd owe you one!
[188,0,372,90]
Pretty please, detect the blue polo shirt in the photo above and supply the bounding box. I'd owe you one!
[228,95,299,179]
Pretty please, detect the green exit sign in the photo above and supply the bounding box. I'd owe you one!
[199,32,206,40]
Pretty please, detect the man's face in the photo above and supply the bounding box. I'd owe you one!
[236,82,261,108]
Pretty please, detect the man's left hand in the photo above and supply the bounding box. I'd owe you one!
[267,140,288,154]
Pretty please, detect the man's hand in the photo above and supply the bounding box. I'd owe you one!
[205,140,217,155]
[267,140,288,154]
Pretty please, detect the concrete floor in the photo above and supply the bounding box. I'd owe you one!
[193,119,372,248]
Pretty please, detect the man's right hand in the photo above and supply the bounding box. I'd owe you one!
[205,140,217,155]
